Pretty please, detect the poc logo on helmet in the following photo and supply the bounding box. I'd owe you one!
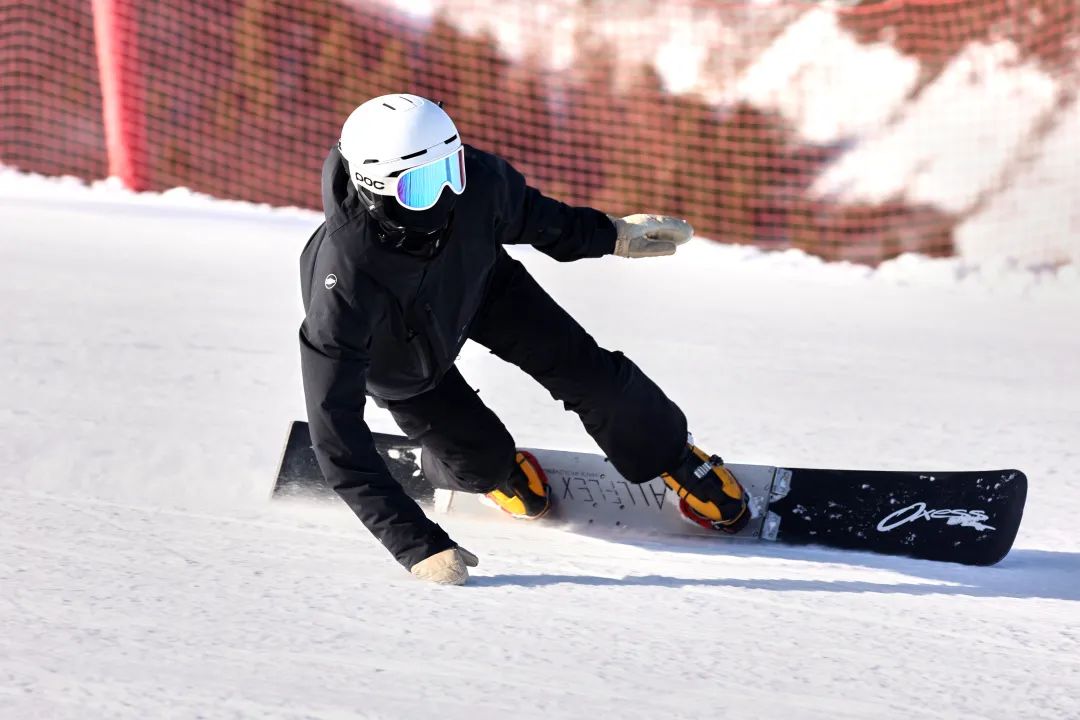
[354,172,385,190]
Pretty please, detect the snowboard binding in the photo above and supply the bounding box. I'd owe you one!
[662,446,751,534]
[482,451,552,520]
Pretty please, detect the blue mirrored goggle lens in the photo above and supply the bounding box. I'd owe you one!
[395,149,466,210]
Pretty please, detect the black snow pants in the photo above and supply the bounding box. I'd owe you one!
[379,250,688,492]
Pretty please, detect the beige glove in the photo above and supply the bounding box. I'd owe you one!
[609,214,694,258]
[410,546,479,586]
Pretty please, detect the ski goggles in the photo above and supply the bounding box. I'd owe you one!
[380,147,467,211]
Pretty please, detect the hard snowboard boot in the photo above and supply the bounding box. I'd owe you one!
[484,451,551,520]
[661,442,750,533]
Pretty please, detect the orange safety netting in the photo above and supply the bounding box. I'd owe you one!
[1,0,1077,264]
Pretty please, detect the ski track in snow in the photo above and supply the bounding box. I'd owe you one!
[1,184,1078,718]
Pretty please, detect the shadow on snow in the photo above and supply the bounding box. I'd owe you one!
[468,546,1080,602]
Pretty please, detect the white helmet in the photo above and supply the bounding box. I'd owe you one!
[339,94,465,211]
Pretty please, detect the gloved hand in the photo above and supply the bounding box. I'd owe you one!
[608,214,694,258]
[410,546,479,586]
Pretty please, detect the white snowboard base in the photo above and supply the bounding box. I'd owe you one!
[433,447,789,541]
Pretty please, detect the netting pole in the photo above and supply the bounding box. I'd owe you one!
[91,0,147,190]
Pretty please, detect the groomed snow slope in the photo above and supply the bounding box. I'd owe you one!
[1,176,1078,719]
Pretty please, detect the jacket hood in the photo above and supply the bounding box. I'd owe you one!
[322,146,360,223]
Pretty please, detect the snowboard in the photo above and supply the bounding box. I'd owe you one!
[274,420,1027,566]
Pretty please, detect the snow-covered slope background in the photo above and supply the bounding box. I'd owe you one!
[1,173,1077,718]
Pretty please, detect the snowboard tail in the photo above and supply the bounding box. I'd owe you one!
[766,467,1025,565]
[274,421,1026,566]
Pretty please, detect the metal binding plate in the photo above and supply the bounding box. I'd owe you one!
[759,468,793,541]
[771,468,792,501]
[761,511,782,541]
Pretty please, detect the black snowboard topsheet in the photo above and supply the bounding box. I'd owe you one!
[274,421,435,504]
[274,421,1027,566]
[769,467,1026,565]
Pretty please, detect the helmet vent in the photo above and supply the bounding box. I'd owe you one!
[400,148,427,160]
[362,159,379,164]
[444,135,458,144]
[381,102,396,110]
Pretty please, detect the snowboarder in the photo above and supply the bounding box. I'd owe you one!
[299,94,749,585]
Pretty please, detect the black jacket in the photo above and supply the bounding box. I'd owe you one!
[299,145,615,568]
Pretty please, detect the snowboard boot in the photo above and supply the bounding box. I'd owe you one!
[661,442,750,534]
[484,451,551,520]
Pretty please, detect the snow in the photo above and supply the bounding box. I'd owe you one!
[812,42,1060,214]
[730,9,920,144]
[954,96,1080,265]
[728,21,1078,265]
[2,175,1079,718]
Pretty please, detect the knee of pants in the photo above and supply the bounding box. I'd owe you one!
[420,442,515,495]
[560,352,688,484]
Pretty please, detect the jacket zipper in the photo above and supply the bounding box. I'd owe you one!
[423,302,453,365]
